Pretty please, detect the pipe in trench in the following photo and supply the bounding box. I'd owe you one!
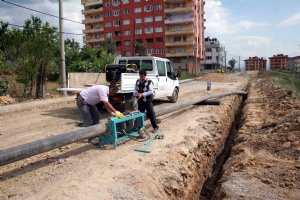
[0,91,247,166]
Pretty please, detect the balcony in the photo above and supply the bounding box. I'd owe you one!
[83,37,104,43]
[82,7,103,15]
[166,52,195,57]
[165,29,194,36]
[165,40,194,47]
[81,0,103,6]
[82,27,104,34]
[164,16,194,25]
[164,3,194,14]
[82,18,103,24]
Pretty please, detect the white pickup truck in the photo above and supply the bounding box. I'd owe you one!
[106,56,181,111]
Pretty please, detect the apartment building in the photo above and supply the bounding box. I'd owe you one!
[244,56,267,71]
[287,56,300,72]
[81,0,205,73]
[269,54,288,70]
[200,37,224,72]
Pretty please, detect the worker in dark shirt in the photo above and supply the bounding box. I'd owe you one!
[133,69,159,133]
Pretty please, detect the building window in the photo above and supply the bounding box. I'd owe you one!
[122,0,129,4]
[174,48,181,53]
[174,25,181,31]
[125,51,131,56]
[146,49,154,55]
[156,37,163,42]
[206,48,212,52]
[123,19,130,25]
[134,0,141,2]
[146,38,153,44]
[106,32,112,37]
[172,4,180,8]
[155,27,163,32]
[144,5,152,12]
[155,4,162,10]
[123,9,129,14]
[115,31,121,37]
[105,12,111,17]
[174,37,181,42]
[155,16,162,21]
[113,10,120,16]
[113,20,120,26]
[136,39,142,43]
[124,30,130,35]
[134,7,142,13]
[135,18,142,23]
[116,41,121,47]
[112,0,120,6]
[104,2,110,7]
[145,27,153,34]
[95,44,101,48]
[144,16,153,22]
[156,48,164,54]
[105,22,112,27]
[135,28,142,34]
[124,40,130,46]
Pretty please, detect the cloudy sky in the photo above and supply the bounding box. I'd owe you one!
[1,0,300,68]
[205,0,300,67]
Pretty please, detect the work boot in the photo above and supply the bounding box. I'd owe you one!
[88,137,99,145]
[152,126,159,133]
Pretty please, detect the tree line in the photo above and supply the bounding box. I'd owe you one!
[0,16,116,100]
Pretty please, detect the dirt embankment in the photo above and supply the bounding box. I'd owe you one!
[214,75,300,199]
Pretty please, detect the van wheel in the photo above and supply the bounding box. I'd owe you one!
[169,88,179,103]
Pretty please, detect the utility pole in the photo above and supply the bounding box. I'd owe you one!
[224,49,227,73]
[239,56,240,70]
[133,20,136,56]
[59,0,67,96]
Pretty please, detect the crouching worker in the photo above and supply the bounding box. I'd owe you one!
[133,69,159,133]
[76,84,123,145]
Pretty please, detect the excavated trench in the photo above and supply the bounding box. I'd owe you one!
[198,83,250,200]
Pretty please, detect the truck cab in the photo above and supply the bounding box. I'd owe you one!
[111,56,181,111]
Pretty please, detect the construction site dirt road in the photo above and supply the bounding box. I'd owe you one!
[0,72,299,200]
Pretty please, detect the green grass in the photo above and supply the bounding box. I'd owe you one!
[267,70,300,98]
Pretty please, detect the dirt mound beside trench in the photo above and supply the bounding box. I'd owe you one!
[196,73,236,82]
[214,75,300,199]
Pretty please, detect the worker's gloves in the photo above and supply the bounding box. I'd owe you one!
[111,111,124,119]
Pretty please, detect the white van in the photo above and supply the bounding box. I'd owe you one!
[109,56,181,111]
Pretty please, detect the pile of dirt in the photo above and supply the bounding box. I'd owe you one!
[196,73,236,82]
[0,96,15,105]
[214,75,300,199]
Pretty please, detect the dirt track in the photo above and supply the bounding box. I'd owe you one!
[0,72,299,200]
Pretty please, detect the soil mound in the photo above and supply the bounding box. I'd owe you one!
[0,96,15,105]
[196,73,236,82]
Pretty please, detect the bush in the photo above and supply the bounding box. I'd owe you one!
[0,77,9,95]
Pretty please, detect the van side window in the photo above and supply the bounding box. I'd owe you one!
[157,60,166,76]
[118,60,127,64]
[141,60,153,71]
[128,60,140,69]
[166,62,174,78]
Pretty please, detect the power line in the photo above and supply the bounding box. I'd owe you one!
[4,22,84,36]
[2,0,82,24]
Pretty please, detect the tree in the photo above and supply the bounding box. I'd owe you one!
[228,58,237,70]
[21,16,59,99]
[100,37,116,54]
[134,41,147,56]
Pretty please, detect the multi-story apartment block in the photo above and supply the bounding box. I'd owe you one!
[200,37,224,72]
[269,54,288,70]
[81,0,205,74]
[287,56,300,72]
[244,56,267,71]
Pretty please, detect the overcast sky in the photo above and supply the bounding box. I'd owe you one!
[1,0,300,68]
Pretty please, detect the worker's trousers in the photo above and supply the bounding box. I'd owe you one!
[76,95,100,127]
[138,100,158,129]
